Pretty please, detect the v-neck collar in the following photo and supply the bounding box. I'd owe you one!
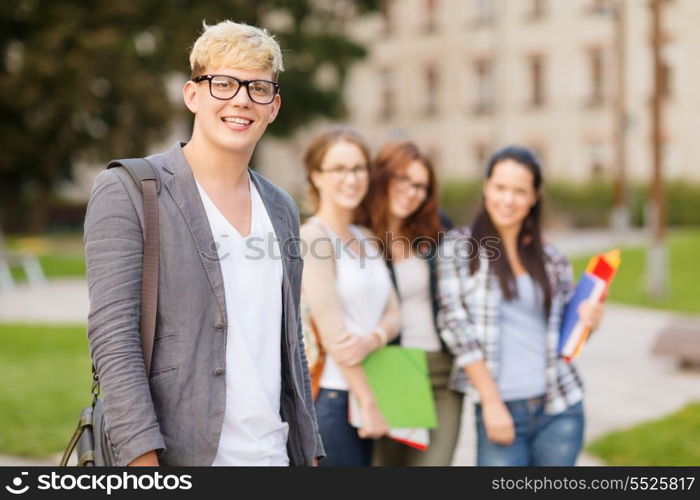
[196,174,256,240]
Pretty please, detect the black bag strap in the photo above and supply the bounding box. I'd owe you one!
[105,158,160,375]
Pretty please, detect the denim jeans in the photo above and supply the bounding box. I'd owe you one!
[475,396,585,466]
[315,388,373,466]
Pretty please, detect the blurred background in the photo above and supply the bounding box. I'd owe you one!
[1,0,698,466]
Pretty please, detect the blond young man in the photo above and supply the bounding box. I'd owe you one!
[84,21,323,466]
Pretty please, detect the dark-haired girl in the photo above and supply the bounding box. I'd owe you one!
[437,146,604,466]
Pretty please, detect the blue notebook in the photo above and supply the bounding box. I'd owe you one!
[558,273,606,356]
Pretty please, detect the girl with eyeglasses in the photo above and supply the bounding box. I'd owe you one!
[300,127,401,466]
[356,140,463,466]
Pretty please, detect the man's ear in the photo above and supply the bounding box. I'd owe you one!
[268,93,281,123]
[183,80,199,114]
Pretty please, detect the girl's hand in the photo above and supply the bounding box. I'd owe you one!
[329,332,374,366]
[481,400,515,445]
[578,299,605,331]
[357,401,389,439]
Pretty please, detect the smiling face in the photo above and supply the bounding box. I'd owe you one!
[388,160,430,221]
[183,66,280,158]
[483,158,539,233]
[310,140,369,212]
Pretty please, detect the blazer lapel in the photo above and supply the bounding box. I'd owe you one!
[250,170,298,349]
[249,170,292,261]
[161,145,227,325]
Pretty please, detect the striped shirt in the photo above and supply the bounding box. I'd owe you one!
[436,226,585,415]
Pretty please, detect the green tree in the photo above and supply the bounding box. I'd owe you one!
[0,0,378,232]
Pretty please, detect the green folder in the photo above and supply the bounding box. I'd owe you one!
[361,346,438,429]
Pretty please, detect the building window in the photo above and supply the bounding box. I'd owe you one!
[586,0,610,15]
[473,0,495,27]
[660,60,673,99]
[587,47,605,107]
[527,54,545,108]
[424,0,439,33]
[658,37,675,99]
[588,143,605,179]
[426,146,440,171]
[425,63,439,116]
[473,58,495,114]
[663,143,678,177]
[527,0,547,21]
[380,68,395,121]
[528,143,546,168]
[381,0,394,36]
[474,142,491,170]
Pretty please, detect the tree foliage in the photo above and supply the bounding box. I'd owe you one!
[0,0,378,231]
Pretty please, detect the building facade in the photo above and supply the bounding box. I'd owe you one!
[257,0,700,200]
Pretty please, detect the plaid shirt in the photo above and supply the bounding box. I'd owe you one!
[436,226,584,415]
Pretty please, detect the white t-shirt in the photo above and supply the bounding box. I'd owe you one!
[317,222,393,391]
[196,175,289,466]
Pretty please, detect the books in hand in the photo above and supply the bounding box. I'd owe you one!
[558,249,621,362]
[348,346,437,450]
[349,397,431,450]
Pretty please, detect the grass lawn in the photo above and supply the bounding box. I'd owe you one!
[571,229,700,314]
[587,402,700,465]
[38,253,85,278]
[0,323,91,457]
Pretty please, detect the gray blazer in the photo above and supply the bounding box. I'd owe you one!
[84,143,323,466]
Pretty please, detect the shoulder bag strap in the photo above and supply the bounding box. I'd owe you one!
[106,158,160,375]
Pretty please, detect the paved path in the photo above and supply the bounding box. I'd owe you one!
[546,228,648,258]
[0,278,88,324]
[0,455,62,466]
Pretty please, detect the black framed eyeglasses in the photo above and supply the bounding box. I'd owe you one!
[391,174,429,197]
[192,74,280,104]
[319,164,369,181]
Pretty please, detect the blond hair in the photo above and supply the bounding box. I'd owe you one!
[189,20,284,79]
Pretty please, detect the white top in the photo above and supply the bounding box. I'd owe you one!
[394,255,442,352]
[196,175,289,466]
[317,222,393,391]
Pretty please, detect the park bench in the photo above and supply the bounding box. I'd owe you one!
[652,319,700,369]
[0,233,47,292]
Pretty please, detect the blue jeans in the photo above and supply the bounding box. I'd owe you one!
[475,396,585,466]
[315,389,373,466]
